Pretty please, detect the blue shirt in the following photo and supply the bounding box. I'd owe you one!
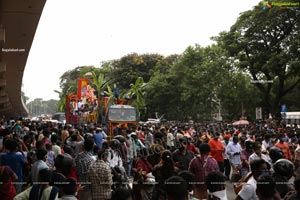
[93,133,103,149]
[1,152,27,182]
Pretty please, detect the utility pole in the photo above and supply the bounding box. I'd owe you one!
[218,99,222,121]
[241,102,244,120]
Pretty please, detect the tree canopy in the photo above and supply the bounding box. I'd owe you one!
[54,2,300,122]
[214,3,300,117]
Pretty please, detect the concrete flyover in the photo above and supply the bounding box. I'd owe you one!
[0,0,46,118]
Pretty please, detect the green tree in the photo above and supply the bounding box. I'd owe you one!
[214,3,300,117]
[162,44,230,121]
[146,55,180,120]
[216,71,262,121]
[281,77,300,111]
[26,98,59,116]
[147,44,261,121]
[105,53,164,90]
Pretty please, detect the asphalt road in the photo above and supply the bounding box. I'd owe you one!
[226,181,236,199]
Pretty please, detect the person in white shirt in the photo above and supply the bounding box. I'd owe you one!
[226,135,242,178]
[236,159,270,200]
[261,133,272,152]
[125,131,136,177]
[15,168,59,200]
[249,142,272,169]
[31,149,49,183]
[206,171,227,200]
[51,134,62,157]
[70,99,77,115]
[144,128,153,149]
[222,135,231,180]
[77,99,83,115]
[167,130,175,150]
[107,139,125,172]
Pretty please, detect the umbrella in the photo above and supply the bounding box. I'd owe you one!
[232,120,250,126]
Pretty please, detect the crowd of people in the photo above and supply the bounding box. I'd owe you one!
[0,118,300,200]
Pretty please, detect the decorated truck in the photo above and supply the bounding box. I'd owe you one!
[66,77,138,139]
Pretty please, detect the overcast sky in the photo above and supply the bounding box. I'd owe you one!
[22,0,261,101]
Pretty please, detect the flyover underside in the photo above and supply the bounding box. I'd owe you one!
[0,0,46,119]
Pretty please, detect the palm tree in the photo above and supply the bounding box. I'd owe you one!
[55,81,77,112]
[84,71,111,123]
[57,66,105,122]
[127,77,147,120]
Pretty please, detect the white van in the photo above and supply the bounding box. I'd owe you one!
[281,112,300,128]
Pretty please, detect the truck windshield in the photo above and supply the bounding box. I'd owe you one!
[108,108,136,122]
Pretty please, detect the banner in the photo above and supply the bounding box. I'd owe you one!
[77,78,88,100]
[66,94,78,124]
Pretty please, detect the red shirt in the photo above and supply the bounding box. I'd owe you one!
[0,166,16,200]
[139,131,145,144]
[187,144,200,154]
[275,142,292,160]
[208,138,225,162]
[67,165,79,182]
[135,158,153,174]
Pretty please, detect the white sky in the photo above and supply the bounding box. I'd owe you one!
[23,0,261,101]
